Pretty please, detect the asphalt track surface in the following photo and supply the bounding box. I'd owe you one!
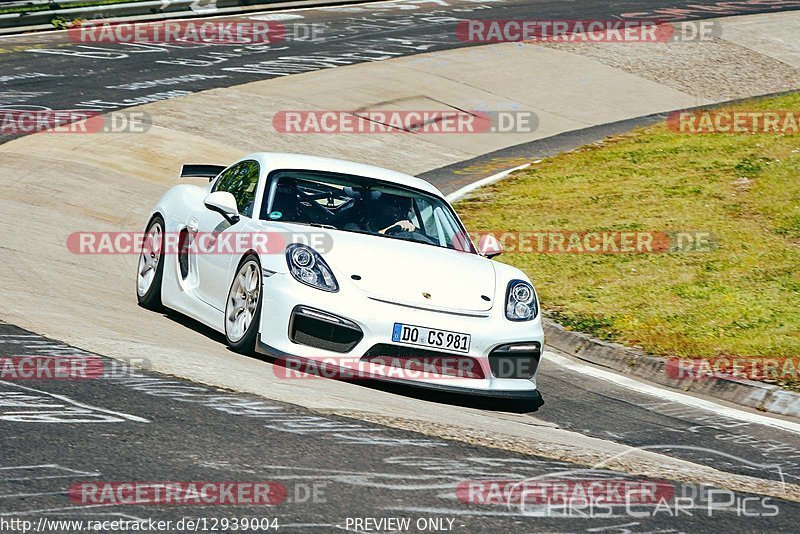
[2,0,800,148]
[3,0,800,531]
[3,321,800,533]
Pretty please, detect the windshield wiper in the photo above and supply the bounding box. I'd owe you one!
[288,221,338,230]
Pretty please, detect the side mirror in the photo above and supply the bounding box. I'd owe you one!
[204,191,240,224]
[477,233,502,259]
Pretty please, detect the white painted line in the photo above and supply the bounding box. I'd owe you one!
[0,491,65,499]
[445,163,532,203]
[384,506,520,517]
[0,0,389,39]
[249,13,305,20]
[1,474,98,482]
[544,350,800,435]
[0,381,150,423]
[3,504,118,516]
[0,464,57,471]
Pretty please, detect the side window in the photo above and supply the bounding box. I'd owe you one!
[416,198,445,246]
[213,160,260,217]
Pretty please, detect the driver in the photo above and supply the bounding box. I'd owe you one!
[370,193,415,234]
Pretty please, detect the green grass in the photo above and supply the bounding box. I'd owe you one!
[457,93,800,386]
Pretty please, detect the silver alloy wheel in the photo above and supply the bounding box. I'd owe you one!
[226,260,261,343]
[137,221,163,297]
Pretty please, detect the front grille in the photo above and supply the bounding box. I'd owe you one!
[361,344,485,379]
[488,343,541,379]
[289,306,363,353]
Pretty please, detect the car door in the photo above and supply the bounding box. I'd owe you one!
[190,160,262,311]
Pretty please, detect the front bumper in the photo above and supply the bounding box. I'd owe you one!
[257,272,544,397]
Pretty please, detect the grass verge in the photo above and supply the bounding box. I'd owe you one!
[456,93,800,388]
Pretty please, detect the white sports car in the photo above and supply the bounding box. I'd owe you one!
[136,153,543,399]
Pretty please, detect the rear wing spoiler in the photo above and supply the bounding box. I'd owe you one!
[180,164,226,181]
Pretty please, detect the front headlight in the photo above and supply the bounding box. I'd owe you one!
[505,279,537,321]
[286,243,338,292]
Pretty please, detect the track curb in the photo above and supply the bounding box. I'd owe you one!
[440,90,800,421]
[542,319,800,418]
[449,162,800,420]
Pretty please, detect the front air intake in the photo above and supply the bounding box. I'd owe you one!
[488,343,541,379]
[288,306,363,353]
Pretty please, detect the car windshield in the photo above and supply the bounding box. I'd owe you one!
[261,170,475,252]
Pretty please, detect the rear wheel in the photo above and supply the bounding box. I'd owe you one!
[136,215,165,310]
[224,254,263,353]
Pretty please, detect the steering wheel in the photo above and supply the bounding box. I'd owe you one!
[385,227,437,245]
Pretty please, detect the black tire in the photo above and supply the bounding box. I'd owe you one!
[136,215,166,310]
[224,254,263,354]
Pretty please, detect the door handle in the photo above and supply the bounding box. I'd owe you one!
[187,217,199,233]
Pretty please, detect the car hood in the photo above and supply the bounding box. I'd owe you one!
[276,224,496,313]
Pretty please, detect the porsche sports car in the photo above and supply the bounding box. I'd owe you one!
[136,153,543,399]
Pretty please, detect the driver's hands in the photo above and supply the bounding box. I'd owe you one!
[395,220,415,232]
[380,220,415,234]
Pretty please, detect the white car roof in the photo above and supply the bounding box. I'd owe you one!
[246,152,445,199]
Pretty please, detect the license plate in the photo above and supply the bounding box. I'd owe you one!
[391,323,471,353]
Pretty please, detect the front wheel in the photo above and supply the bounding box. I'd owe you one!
[224,254,263,353]
[136,215,165,310]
